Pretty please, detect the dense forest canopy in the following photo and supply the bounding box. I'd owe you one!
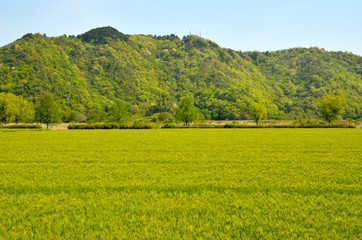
[0,26,361,123]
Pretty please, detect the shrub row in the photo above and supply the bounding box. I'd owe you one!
[223,123,356,128]
[68,122,155,130]
[162,122,357,129]
[69,121,357,130]
[0,124,43,129]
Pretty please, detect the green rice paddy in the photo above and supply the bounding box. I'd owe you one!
[1,129,361,239]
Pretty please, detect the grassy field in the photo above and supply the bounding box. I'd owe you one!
[1,129,361,239]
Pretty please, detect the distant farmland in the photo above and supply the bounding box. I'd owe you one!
[1,129,361,239]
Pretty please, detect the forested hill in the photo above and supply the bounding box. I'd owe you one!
[1,26,362,121]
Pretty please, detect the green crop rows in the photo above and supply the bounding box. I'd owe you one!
[1,129,361,239]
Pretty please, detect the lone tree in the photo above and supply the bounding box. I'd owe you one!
[250,102,267,125]
[175,96,198,125]
[319,94,346,122]
[35,92,61,129]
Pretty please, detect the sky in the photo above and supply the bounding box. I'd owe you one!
[1,0,362,55]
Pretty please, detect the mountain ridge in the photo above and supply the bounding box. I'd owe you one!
[1,26,361,121]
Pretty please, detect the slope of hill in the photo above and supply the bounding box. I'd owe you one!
[241,48,362,119]
[1,27,361,121]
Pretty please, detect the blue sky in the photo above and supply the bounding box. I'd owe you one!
[1,0,361,55]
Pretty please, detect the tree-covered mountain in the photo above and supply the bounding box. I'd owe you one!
[1,26,361,122]
[241,48,362,119]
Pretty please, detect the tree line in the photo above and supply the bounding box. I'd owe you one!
[0,92,346,127]
[0,92,61,128]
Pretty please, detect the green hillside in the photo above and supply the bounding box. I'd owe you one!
[1,26,361,122]
[241,48,362,119]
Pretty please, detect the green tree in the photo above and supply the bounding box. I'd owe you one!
[15,97,35,123]
[0,93,17,123]
[0,93,34,123]
[250,102,267,125]
[319,94,346,122]
[175,96,198,125]
[35,92,62,129]
[87,108,107,123]
[107,100,130,123]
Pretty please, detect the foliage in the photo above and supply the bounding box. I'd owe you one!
[242,48,362,119]
[175,96,199,125]
[157,112,174,123]
[223,121,356,128]
[68,122,155,129]
[35,92,62,128]
[319,94,346,122]
[0,92,34,123]
[1,129,361,238]
[250,102,267,124]
[0,124,42,129]
[0,28,361,122]
[77,26,129,44]
[107,100,130,123]
[64,110,87,123]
